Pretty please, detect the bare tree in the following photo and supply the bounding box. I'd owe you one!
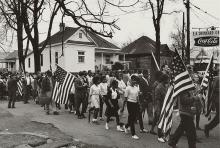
[0,0,28,71]
[20,0,61,73]
[54,0,139,38]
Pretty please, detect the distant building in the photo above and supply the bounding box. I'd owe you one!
[190,47,219,73]
[25,23,124,73]
[0,51,19,72]
[121,36,173,72]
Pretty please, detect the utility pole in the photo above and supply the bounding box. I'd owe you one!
[182,12,185,60]
[185,0,190,64]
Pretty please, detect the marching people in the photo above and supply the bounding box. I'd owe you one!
[168,90,197,148]
[153,73,169,143]
[204,70,219,137]
[138,70,153,125]
[192,74,203,130]
[149,71,164,135]
[75,71,88,119]
[69,78,76,114]
[88,76,101,123]
[105,80,124,131]
[7,73,17,108]
[123,75,146,140]
[99,75,108,120]
[25,72,32,103]
[40,70,53,115]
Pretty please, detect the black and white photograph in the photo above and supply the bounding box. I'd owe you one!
[0,0,219,148]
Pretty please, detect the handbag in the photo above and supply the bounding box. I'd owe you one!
[39,91,51,105]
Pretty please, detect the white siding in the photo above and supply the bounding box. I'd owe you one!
[65,44,95,72]
[40,45,65,72]
[68,29,93,43]
[15,59,20,71]
[25,53,35,73]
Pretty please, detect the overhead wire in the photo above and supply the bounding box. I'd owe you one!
[189,2,220,21]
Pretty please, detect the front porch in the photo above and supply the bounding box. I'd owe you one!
[95,48,125,71]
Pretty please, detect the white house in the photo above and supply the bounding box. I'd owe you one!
[25,23,124,73]
[0,51,20,72]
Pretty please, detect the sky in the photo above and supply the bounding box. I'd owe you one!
[1,0,220,52]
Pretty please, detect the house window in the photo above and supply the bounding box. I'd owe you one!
[28,58,31,68]
[40,54,43,66]
[105,55,111,64]
[78,51,85,63]
[79,32,82,38]
[55,52,58,64]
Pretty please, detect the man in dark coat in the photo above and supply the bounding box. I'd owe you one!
[204,71,219,137]
[7,74,18,108]
[75,71,88,119]
[138,70,153,124]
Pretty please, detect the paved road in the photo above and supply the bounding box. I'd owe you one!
[0,100,219,148]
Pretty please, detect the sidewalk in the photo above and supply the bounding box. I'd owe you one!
[0,100,219,148]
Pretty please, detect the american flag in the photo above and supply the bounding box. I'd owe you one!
[201,55,214,88]
[17,79,23,96]
[200,54,214,117]
[158,49,195,135]
[52,65,75,104]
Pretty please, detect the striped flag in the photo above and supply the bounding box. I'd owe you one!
[52,65,75,104]
[200,54,214,117]
[201,54,214,88]
[17,79,23,96]
[158,49,195,135]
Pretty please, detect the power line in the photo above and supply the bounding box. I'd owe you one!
[189,2,220,21]
[191,7,212,26]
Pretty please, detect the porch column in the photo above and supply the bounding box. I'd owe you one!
[101,52,104,70]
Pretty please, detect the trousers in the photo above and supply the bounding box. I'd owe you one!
[169,114,196,148]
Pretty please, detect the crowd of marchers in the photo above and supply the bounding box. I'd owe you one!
[0,65,219,148]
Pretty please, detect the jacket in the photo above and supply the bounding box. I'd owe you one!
[7,77,17,94]
[178,90,196,117]
[74,77,87,93]
[154,82,167,113]
[210,76,219,104]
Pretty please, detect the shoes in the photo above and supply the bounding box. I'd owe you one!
[11,106,15,109]
[117,125,124,132]
[99,117,104,121]
[149,130,157,135]
[123,125,128,133]
[92,119,100,125]
[46,112,50,115]
[105,123,109,130]
[158,137,166,143]
[168,142,177,148]
[132,135,139,140]
[8,106,11,109]
[81,114,86,118]
[204,125,209,138]
[140,129,149,133]
[196,126,202,130]
[53,111,59,115]
[78,115,83,119]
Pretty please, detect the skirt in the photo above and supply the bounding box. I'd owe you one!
[91,95,100,108]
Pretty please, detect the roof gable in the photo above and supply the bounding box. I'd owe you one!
[121,36,172,55]
[39,27,80,47]
[39,27,119,50]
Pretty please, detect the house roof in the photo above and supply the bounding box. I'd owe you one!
[0,52,10,60]
[5,50,18,60]
[121,36,173,56]
[39,27,80,47]
[39,27,120,49]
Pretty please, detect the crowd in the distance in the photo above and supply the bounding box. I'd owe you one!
[0,65,219,148]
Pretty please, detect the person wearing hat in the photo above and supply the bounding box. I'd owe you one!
[7,73,18,108]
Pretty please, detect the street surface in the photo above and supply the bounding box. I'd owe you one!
[0,100,219,148]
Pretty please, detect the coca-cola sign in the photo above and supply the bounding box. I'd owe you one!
[192,30,219,47]
[194,36,219,47]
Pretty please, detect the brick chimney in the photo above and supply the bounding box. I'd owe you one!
[59,23,65,32]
